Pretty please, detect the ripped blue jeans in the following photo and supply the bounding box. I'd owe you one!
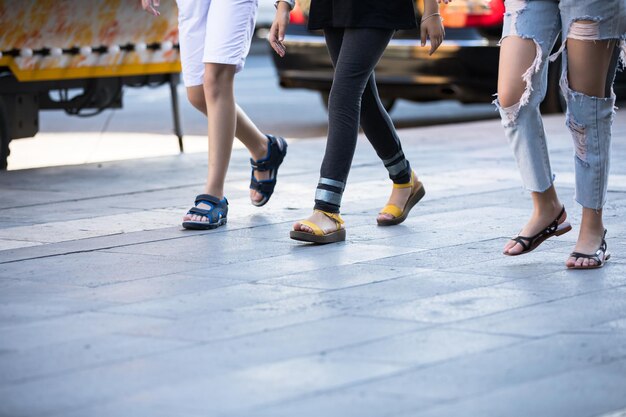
[496,0,626,210]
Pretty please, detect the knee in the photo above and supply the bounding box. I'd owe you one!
[186,88,206,112]
[497,88,525,109]
[203,64,234,101]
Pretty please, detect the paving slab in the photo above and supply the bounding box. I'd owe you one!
[1,112,626,416]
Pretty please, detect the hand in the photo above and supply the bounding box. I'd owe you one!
[141,0,160,16]
[269,2,291,57]
[420,15,445,55]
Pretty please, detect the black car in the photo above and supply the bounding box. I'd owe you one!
[271,0,624,113]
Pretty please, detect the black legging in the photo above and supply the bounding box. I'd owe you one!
[314,27,413,213]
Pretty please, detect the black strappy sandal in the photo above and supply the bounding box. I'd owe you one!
[250,134,288,207]
[182,194,228,230]
[505,206,572,256]
[568,229,611,269]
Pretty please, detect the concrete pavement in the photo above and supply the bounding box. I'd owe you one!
[1,111,626,417]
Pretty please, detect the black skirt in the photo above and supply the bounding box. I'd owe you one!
[307,0,418,30]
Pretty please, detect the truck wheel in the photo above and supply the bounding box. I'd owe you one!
[321,92,396,113]
[0,98,10,170]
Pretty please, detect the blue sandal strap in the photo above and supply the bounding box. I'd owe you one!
[248,135,287,206]
[250,135,287,172]
[194,194,223,206]
[187,207,212,217]
[250,177,277,195]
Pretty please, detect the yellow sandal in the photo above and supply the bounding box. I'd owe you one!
[290,210,346,244]
[377,171,425,226]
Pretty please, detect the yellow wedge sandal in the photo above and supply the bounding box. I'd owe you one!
[290,210,346,244]
[377,171,425,226]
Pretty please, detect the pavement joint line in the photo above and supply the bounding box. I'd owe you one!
[10,313,433,417]
[0,335,203,388]
[251,332,532,413]
[559,328,626,335]
[0,183,206,211]
[366,283,626,330]
[94,281,625,358]
[0,219,302,264]
[111,313,351,346]
[254,268,522,295]
[257,332,626,415]
[437,325,545,340]
[388,354,626,417]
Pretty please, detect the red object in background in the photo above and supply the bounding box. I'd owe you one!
[288,0,504,29]
[440,0,505,28]
[289,3,307,25]
[465,0,505,27]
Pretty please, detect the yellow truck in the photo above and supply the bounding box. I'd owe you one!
[0,0,182,169]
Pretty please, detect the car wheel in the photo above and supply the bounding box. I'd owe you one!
[0,98,10,170]
[321,92,396,113]
[540,58,565,114]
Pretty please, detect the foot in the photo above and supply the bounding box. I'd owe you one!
[250,137,270,204]
[377,177,416,223]
[183,192,223,224]
[503,204,566,255]
[293,210,345,234]
[566,226,606,268]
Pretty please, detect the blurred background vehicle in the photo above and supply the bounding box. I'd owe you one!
[0,0,182,170]
[271,0,625,114]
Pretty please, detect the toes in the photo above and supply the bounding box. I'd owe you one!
[565,256,576,268]
[293,222,312,233]
[188,215,208,223]
[507,243,523,255]
[251,190,263,203]
[575,257,585,268]
[503,240,515,254]
[378,213,394,221]
[584,258,597,268]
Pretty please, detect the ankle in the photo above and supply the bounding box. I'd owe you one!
[532,200,562,217]
[580,212,604,235]
[249,135,269,161]
[203,186,224,200]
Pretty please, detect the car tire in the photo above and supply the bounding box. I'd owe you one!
[0,98,10,170]
[540,58,565,114]
[321,92,396,113]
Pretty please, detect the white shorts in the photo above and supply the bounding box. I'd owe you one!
[176,0,259,87]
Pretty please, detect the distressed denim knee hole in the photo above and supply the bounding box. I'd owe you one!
[494,99,521,128]
[568,20,601,41]
[551,18,604,62]
[503,0,528,29]
[519,39,543,107]
[494,36,542,126]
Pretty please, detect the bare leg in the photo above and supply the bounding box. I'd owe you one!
[183,63,236,223]
[185,85,270,204]
[565,31,617,268]
[499,36,566,255]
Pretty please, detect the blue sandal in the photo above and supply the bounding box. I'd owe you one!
[182,194,228,230]
[250,134,288,207]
